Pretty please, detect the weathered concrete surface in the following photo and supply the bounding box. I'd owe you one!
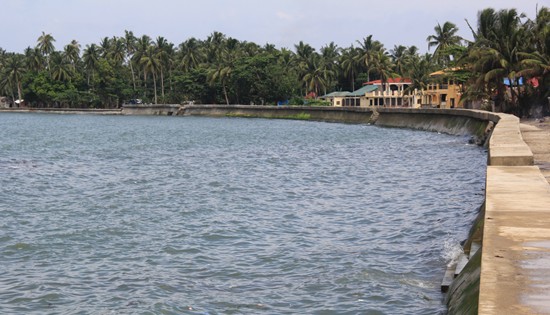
[488,115,534,166]
[0,108,122,115]
[179,105,374,124]
[480,166,550,314]
[520,120,550,184]
[122,104,180,116]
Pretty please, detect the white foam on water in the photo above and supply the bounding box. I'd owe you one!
[442,237,464,267]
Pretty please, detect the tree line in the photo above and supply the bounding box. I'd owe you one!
[0,7,548,116]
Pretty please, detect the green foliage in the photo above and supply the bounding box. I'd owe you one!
[1,9,548,116]
[304,99,331,106]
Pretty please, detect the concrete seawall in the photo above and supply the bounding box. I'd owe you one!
[178,104,375,124]
[0,108,122,115]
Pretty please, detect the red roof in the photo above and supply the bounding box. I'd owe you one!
[363,78,411,85]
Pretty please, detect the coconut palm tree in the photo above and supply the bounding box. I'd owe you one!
[356,35,385,82]
[50,51,73,81]
[2,54,26,105]
[340,46,361,91]
[140,45,160,104]
[294,41,316,95]
[179,37,204,72]
[154,36,172,99]
[405,53,433,93]
[36,31,55,72]
[109,37,126,67]
[390,45,408,77]
[320,42,340,92]
[302,59,330,97]
[467,8,527,114]
[24,46,45,72]
[370,50,395,93]
[427,22,462,66]
[63,40,80,71]
[82,43,100,87]
[207,62,232,105]
[123,30,137,91]
[133,35,152,91]
[204,31,227,63]
[99,37,112,59]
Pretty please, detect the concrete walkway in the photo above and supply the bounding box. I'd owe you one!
[520,119,550,184]
[479,116,550,314]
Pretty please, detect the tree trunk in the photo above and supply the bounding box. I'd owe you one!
[129,61,136,92]
[223,83,229,105]
[160,67,165,100]
[153,71,158,104]
[17,80,23,106]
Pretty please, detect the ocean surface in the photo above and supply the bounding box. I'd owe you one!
[0,113,486,314]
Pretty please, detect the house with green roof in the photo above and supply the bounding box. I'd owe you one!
[322,78,421,108]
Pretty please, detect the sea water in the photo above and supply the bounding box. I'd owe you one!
[0,113,486,314]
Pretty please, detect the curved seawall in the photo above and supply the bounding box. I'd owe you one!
[124,105,547,314]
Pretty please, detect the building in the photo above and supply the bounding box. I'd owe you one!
[323,78,420,108]
[362,78,419,108]
[321,91,351,107]
[421,70,463,108]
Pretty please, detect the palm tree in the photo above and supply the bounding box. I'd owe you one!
[109,37,126,67]
[140,45,160,104]
[123,30,137,91]
[300,53,333,97]
[99,37,112,58]
[356,35,385,82]
[207,63,232,105]
[24,46,45,72]
[370,50,395,93]
[519,6,550,113]
[154,36,171,100]
[320,42,340,92]
[204,31,227,63]
[340,46,361,91]
[390,45,408,77]
[467,9,527,114]
[2,54,26,105]
[50,51,73,81]
[294,41,316,95]
[36,31,55,72]
[427,22,462,65]
[63,40,80,71]
[179,37,204,72]
[133,35,152,91]
[82,44,100,87]
[405,53,433,94]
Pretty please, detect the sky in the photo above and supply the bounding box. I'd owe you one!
[1,0,545,54]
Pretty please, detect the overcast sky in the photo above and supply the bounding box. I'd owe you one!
[1,0,545,54]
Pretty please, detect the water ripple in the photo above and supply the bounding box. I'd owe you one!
[0,114,486,314]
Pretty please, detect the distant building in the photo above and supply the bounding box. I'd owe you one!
[362,78,419,108]
[421,70,463,108]
[321,78,421,108]
[321,91,351,107]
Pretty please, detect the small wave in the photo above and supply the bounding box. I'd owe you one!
[442,238,464,267]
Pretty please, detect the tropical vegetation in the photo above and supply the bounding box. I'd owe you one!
[0,6,548,116]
